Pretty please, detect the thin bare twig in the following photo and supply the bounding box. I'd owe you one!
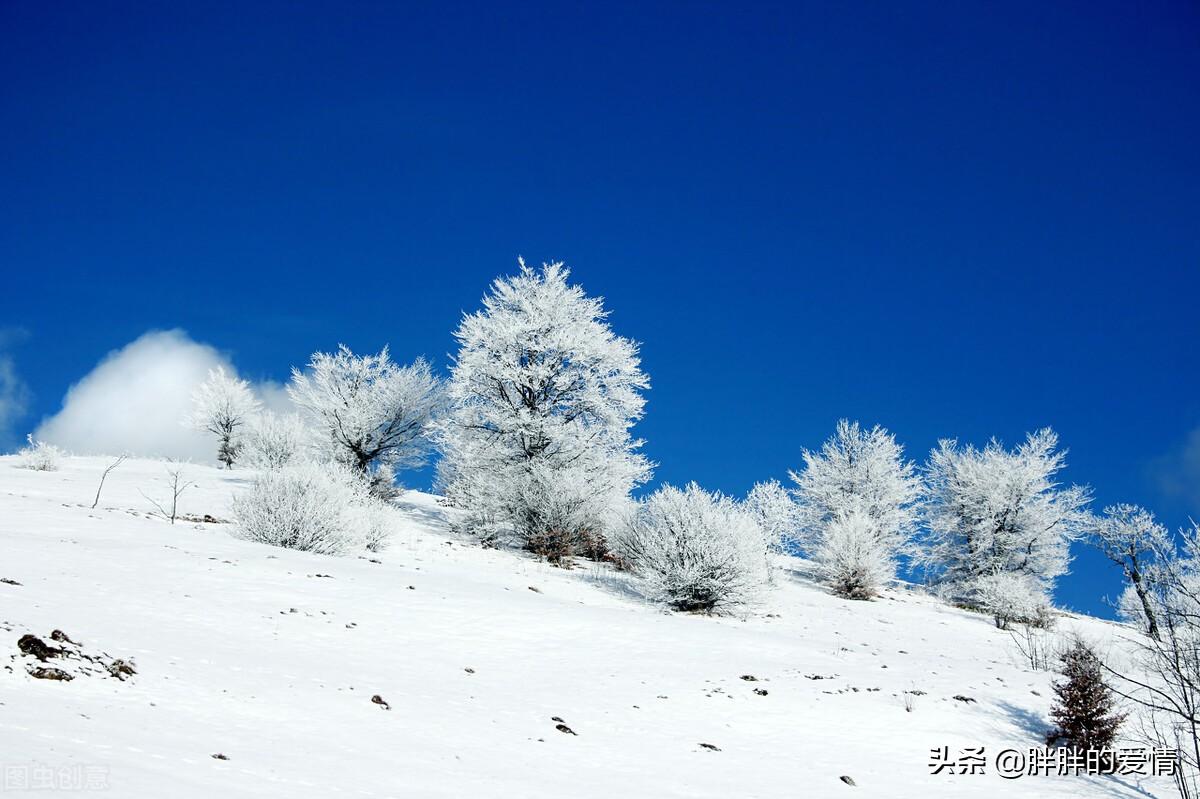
[91,454,127,510]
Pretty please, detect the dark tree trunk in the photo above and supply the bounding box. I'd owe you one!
[1129,567,1161,641]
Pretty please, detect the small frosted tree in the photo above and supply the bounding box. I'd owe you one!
[289,346,443,490]
[744,479,799,552]
[617,483,772,614]
[187,367,261,469]
[918,428,1091,611]
[1095,503,1173,641]
[1105,524,1200,796]
[438,261,651,561]
[790,420,922,594]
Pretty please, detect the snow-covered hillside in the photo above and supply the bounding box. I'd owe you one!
[0,456,1169,798]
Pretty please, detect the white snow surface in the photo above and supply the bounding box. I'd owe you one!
[0,456,1171,798]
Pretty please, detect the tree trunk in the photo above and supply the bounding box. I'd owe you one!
[1130,568,1161,641]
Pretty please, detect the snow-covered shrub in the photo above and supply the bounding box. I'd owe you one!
[744,479,799,552]
[17,434,63,471]
[790,420,922,591]
[351,498,397,553]
[289,345,443,493]
[241,412,310,471]
[232,461,377,555]
[815,511,892,600]
[437,261,651,562]
[366,462,403,501]
[617,483,772,614]
[968,571,1055,629]
[918,428,1090,609]
[187,367,262,469]
[447,503,507,548]
[446,450,641,563]
[444,457,626,562]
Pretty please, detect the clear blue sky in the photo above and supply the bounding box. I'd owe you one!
[2,2,1198,616]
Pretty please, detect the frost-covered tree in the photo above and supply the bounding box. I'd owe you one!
[1095,503,1174,641]
[187,367,262,469]
[289,346,443,487]
[232,460,393,555]
[789,420,922,592]
[437,261,651,561]
[744,479,799,552]
[1106,524,1200,794]
[617,483,772,614]
[918,428,1091,609]
[241,412,310,471]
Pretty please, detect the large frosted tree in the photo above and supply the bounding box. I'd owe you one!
[437,260,651,562]
[789,420,923,597]
[1095,503,1174,641]
[187,367,262,469]
[289,346,443,491]
[918,428,1091,610]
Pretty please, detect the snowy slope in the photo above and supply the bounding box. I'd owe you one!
[0,456,1170,798]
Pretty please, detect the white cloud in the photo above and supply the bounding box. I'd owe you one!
[0,350,32,449]
[255,379,296,416]
[35,329,281,463]
[1150,426,1200,513]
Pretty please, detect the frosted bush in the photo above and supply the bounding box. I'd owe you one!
[354,499,397,553]
[816,511,892,600]
[17,435,63,471]
[242,412,310,471]
[443,447,634,562]
[617,483,772,614]
[507,462,624,562]
[968,571,1055,629]
[367,462,402,501]
[232,461,383,555]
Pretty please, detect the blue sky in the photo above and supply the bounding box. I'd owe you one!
[2,2,1198,616]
